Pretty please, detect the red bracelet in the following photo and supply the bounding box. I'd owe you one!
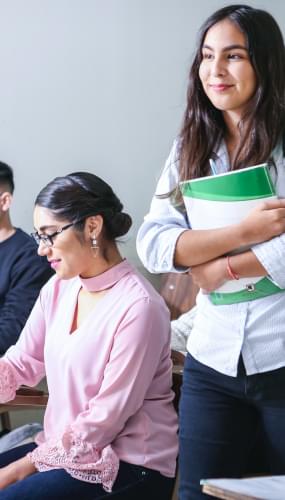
[227,256,239,280]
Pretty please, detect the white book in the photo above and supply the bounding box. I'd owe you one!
[201,475,285,499]
[180,164,284,304]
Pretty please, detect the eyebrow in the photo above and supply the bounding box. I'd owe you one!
[35,225,58,232]
[202,44,248,52]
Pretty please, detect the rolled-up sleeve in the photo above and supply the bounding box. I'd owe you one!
[137,142,189,273]
[252,233,285,288]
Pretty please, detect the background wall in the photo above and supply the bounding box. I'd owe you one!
[1,0,284,283]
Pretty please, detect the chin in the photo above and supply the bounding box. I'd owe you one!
[55,269,77,280]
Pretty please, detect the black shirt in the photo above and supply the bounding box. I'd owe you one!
[0,228,53,354]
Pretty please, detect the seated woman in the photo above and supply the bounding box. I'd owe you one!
[0,172,178,500]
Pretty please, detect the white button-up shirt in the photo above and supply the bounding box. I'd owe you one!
[136,141,285,376]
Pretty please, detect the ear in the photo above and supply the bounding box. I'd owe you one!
[0,192,13,212]
[85,215,104,239]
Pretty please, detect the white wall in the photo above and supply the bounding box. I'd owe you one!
[1,0,284,281]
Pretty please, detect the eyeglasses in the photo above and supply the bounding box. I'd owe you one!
[31,220,82,247]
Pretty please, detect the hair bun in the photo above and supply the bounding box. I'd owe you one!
[105,211,132,239]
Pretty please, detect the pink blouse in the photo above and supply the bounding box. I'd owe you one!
[0,260,178,492]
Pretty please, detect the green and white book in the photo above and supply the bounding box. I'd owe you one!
[180,163,285,305]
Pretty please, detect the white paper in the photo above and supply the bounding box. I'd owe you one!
[201,475,285,499]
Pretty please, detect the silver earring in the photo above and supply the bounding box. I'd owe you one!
[91,236,98,249]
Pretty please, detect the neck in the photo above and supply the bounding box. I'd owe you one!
[0,215,15,242]
[80,245,124,279]
[223,111,242,164]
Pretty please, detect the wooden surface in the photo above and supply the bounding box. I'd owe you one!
[0,386,48,412]
[202,483,259,500]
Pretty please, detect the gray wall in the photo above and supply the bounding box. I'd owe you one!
[1,0,284,282]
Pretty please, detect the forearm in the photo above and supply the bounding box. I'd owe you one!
[0,456,37,490]
[227,251,267,279]
[174,225,245,267]
[190,250,267,292]
[175,198,285,268]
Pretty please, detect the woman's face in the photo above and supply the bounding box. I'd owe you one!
[198,19,257,121]
[33,206,97,279]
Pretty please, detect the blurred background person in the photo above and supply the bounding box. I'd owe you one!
[0,162,53,354]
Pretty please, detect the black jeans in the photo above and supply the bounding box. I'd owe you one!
[179,353,285,499]
[0,443,174,499]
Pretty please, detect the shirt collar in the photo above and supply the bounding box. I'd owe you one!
[78,259,131,292]
[211,139,284,174]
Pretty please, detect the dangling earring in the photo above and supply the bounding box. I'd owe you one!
[91,235,99,256]
[91,236,98,249]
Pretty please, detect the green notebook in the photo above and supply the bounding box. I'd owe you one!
[180,163,284,305]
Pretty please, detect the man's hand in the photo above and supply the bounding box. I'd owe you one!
[0,455,37,490]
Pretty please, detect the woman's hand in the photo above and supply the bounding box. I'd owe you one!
[239,198,285,246]
[190,257,227,292]
[0,456,37,490]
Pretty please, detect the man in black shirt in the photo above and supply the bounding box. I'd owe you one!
[0,162,53,354]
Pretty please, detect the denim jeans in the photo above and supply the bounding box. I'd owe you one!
[0,443,174,500]
[178,353,285,500]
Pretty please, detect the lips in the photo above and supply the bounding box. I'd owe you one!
[48,259,61,269]
[209,84,233,91]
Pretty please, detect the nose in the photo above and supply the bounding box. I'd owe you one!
[37,241,51,257]
[211,56,227,77]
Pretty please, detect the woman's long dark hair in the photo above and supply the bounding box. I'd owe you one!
[179,4,285,182]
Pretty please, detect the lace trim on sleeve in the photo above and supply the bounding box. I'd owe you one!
[0,360,18,403]
[28,428,120,493]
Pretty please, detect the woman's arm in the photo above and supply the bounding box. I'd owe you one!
[0,457,37,490]
[0,284,49,403]
[190,250,267,292]
[175,198,285,267]
[137,143,285,272]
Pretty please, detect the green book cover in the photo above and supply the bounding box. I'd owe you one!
[180,163,284,305]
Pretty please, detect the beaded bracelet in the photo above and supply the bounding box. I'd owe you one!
[226,256,239,280]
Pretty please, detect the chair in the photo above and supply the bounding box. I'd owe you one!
[160,272,199,320]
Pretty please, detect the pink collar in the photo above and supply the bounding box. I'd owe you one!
[78,259,130,292]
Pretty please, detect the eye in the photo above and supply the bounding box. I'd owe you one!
[202,52,214,60]
[227,53,244,60]
[39,234,48,242]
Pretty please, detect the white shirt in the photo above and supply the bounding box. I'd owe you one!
[136,141,285,376]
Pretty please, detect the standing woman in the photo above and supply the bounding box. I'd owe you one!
[137,5,285,499]
[0,172,178,499]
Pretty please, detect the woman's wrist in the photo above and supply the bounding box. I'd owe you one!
[226,256,239,280]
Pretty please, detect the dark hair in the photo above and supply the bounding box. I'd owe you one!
[178,4,285,182]
[35,172,132,240]
[0,162,14,193]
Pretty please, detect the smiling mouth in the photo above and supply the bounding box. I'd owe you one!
[209,84,233,91]
[48,259,61,269]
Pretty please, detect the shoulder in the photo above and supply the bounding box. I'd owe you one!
[12,228,34,244]
[155,139,181,195]
[8,228,40,256]
[118,262,169,317]
[9,229,52,273]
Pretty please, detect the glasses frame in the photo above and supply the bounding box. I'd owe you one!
[31,219,84,247]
